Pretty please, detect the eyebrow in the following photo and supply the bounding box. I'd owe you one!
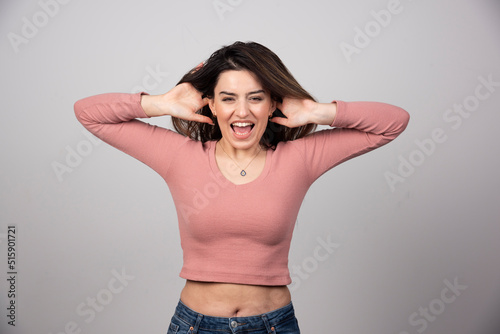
[219,90,265,96]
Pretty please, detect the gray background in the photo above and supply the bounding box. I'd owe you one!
[1,0,500,333]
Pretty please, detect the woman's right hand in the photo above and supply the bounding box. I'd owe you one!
[141,82,213,125]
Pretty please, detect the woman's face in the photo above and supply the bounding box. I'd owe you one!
[209,70,276,151]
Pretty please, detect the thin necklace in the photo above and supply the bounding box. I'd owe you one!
[218,141,262,176]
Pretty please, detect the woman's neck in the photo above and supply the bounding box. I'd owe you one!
[217,138,263,161]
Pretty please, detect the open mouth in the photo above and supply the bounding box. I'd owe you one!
[231,122,255,137]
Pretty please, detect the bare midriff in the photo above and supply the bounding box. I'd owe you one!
[179,280,292,317]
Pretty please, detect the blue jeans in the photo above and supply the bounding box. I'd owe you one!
[166,299,301,334]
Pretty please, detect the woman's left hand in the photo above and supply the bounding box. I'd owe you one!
[270,97,337,128]
[270,97,317,128]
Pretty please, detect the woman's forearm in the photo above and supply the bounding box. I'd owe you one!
[140,93,166,118]
[309,102,337,126]
[331,100,410,140]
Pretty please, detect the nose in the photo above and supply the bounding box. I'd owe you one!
[235,100,249,118]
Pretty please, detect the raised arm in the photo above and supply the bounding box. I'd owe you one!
[74,92,174,176]
[275,99,410,182]
[74,83,211,176]
[329,100,410,144]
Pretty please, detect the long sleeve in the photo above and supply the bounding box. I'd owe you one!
[74,92,189,177]
[292,100,410,183]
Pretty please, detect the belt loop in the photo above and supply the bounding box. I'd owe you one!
[192,313,203,333]
[261,314,273,333]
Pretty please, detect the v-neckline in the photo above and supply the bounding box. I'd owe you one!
[208,141,272,187]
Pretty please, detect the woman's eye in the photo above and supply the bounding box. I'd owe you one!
[250,96,263,101]
[222,98,234,102]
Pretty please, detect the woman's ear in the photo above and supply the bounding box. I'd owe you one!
[270,99,277,116]
[208,99,216,117]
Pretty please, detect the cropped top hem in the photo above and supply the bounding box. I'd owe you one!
[180,268,292,286]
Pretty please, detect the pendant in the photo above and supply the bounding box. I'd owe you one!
[240,170,247,176]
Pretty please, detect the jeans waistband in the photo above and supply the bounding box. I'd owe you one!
[173,299,296,332]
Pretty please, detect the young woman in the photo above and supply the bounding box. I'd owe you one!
[75,41,409,334]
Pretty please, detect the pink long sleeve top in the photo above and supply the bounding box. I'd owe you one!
[74,92,409,286]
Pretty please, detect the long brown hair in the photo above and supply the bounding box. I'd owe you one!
[172,41,317,149]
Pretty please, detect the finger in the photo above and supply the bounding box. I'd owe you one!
[200,96,210,107]
[269,117,288,127]
[193,114,214,125]
[194,62,204,72]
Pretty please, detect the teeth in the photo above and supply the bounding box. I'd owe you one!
[232,122,253,127]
